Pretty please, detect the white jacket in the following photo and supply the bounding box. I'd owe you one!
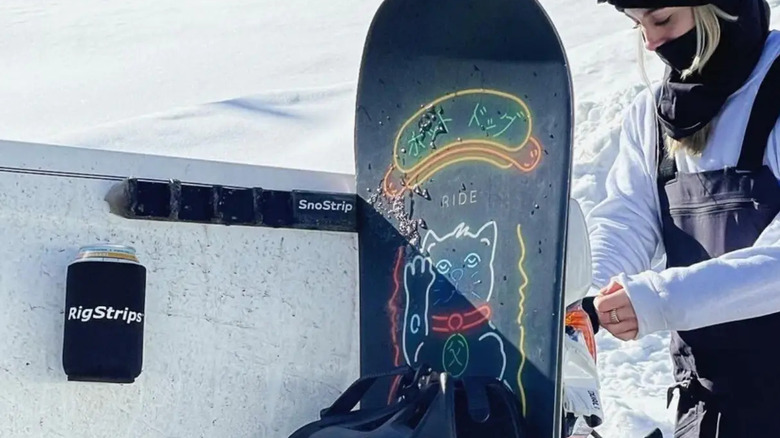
[586,30,780,339]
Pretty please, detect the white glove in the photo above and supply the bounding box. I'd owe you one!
[564,198,591,307]
[562,198,604,436]
[562,303,604,437]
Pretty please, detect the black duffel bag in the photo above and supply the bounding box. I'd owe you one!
[288,365,527,438]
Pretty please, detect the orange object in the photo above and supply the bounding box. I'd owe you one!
[565,308,598,362]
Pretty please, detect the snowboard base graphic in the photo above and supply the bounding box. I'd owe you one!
[354,0,573,436]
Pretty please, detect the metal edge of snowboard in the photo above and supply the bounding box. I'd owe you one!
[533,0,575,435]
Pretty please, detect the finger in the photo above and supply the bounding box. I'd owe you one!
[620,302,637,320]
[602,319,638,336]
[594,291,630,314]
[410,255,423,273]
[616,330,638,341]
[423,257,435,274]
[597,305,635,325]
[600,280,623,296]
[601,316,637,334]
[596,310,613,327]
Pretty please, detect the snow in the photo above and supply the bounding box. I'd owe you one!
[2,0,778,436]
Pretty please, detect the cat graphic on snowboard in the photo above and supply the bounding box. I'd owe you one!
[402,220,508,383]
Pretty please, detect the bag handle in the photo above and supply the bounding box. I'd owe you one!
[319,365,423,418]
[489,379,528,437]
[461,376,493,423]
[460,376,528,437]
[411,372,458,437]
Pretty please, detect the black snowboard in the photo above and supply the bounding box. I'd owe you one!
[354,0,573,436]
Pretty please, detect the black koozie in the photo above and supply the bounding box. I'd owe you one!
[63,260,147,383]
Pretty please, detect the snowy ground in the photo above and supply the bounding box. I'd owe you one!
[2,1,779,436]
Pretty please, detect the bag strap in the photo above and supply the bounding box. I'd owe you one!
[461,376,493,422]
[488,380,528,437]
[656,119,677,185]
[460,376,529,437]
[737,55,780,171]
[319,365,418,418]
[655,87,677,185]
[410,372,457,438]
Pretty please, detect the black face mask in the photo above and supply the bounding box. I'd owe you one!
[655,28,697,73]
[654,0,770,141]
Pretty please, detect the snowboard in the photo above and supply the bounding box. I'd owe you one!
[354,0,573,436]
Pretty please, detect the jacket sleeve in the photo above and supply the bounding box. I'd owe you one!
[622,117,780,338]
[585,92,663,294]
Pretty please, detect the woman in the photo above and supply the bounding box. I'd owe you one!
[585,0,780,435]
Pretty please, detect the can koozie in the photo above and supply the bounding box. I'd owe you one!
[62,245,147,383]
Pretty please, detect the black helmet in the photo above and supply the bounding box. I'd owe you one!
[597,0,770,24]
[597,0,709,8]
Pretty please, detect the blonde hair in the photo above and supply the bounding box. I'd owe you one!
[638,5,738,156]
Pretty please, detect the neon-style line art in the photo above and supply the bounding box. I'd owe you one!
[515,224,529,415]
[388,246,405,368]
[384,221,531,404]
[380,89,538,407]
[401,220,505,383]
[431,305,491,333]
[382,89,543,197]
[384,228,530,410]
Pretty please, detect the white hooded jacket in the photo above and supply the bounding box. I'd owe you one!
[586,30,780,339]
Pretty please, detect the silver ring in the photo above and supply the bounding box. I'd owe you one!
[610,309,620,324]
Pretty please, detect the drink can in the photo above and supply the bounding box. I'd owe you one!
[72,244,141,264]
[63,243,147,383]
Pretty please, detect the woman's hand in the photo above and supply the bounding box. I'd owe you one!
[594,280,639,341]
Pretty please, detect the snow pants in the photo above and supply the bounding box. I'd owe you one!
[673,379,776,437]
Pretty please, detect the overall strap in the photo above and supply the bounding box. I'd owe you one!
[656,55,780,181]
[656,119,676,184]
[655,85,677,185]
[737,55,780,171]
